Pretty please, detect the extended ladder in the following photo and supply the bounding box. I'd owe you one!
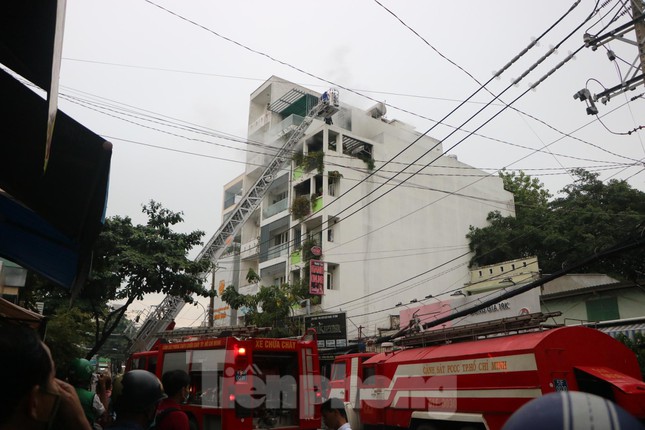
[127,88,339,354]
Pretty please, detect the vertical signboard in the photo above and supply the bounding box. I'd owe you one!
[309,259,324,295]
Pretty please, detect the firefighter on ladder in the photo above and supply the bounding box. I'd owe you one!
[321,91,333,125]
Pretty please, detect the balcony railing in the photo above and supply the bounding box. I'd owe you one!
[266,243,289,260]
[312,196,323,213]
[240,238,259,259]
[223,193,242,210]
[263,198,289,219]
[238,283,259,295]
[249,111,272,135]
[268,114,304,141]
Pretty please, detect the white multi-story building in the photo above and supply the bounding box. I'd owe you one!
[213,76,515,339]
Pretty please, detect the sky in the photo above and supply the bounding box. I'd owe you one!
[58,0,645,327]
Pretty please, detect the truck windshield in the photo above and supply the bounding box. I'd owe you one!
[331,361,346,381]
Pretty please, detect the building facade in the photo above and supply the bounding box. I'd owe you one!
[214,77,515,338]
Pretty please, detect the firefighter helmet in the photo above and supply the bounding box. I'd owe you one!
[68,358,94,385]
[502,391,644,430]
[117,370,166,413]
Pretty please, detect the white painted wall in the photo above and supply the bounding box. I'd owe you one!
[225,78,515,338]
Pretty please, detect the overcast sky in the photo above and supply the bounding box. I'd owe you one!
[59,0,645,326]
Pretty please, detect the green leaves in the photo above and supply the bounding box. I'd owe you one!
[468,170,645,279]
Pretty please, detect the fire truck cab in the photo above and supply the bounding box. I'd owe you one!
[329,326,645,430]
[127,329,321,430]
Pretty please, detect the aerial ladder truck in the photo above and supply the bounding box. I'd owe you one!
[127,88,340,354]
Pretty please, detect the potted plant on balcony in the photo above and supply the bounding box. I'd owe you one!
[290,195,311,220]
[357,152,375,171]
[305,151,325,174]
[328,170,343,180]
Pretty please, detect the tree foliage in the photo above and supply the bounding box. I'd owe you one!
[221,237,323,336]
[616,333,645,378]
[221,284,299,337]
[43,307,94,376]
[25,201,212,361]
[467,169,645,278]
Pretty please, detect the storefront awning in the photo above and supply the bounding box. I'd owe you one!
[0,297,44,329]
[1,1,112,289]
[597,323,645,340]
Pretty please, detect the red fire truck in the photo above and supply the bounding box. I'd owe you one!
[329,324,645,430]
[127,328,322,430]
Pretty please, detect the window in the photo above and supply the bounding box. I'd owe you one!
[327,227,334,243]
[274,275,286,286]
[331,361,346,381]
[275,231,288,246]
[328,138,337,151]
[328,181,336,197]
[489,268,493,274]
[362,366,376,385]
[326,264,338,290]
[273,191,288,204]
[162,351,189,374]
[586,297,619,321]
[500,266,504,272]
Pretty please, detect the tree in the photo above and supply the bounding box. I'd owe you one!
[467,169,645,278]
[616,333,645,378]
[221,283,299,337]
[548,169,645,278]
[221,236,323,337]
[43,307,94,376]
[25,201,212,360]
[467,171,554,267]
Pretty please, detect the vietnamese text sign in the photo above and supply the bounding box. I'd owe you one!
[309,259,324,295]
[305,312,347,349]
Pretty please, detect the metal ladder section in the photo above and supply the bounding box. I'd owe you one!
[156,325,270,341]
[127,89,339,354]
[395,311,563,348]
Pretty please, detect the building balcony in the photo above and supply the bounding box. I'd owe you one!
[263,198,289,219]
[249,111,272,135]
[268,114,304,141]
[312,195,323,213]
[240,238,259,260]
[223,193,242,211]
[238,283,259,296]
[293,166,303,181]
[266,243,289,260]
[290,250,301,265]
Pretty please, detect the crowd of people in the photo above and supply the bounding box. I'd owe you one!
[0,321,353,430]
[0,324,193,430]
[3,323,643,430]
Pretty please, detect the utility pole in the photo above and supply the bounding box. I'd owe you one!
[208,270,215,328]
[575,1,645,113]
[632,0,645,75]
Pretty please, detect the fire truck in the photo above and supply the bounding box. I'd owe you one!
[127,327,322,430]
[328,316,645,430]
